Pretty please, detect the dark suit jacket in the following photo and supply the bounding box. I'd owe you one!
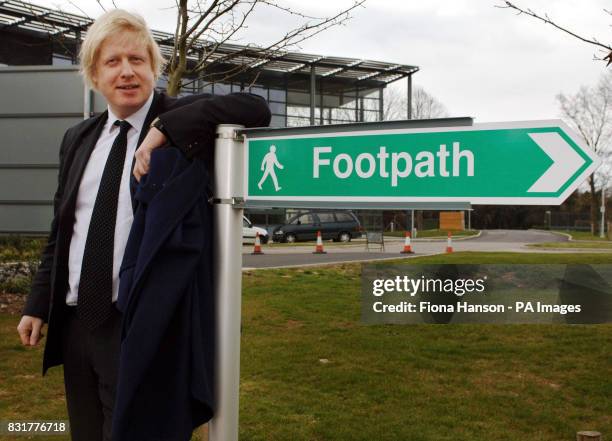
[112,148,213,441]
[23,90,271,375]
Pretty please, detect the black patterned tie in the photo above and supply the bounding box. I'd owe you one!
[77,120,131,331]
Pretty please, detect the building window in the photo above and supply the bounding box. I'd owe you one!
[214,83,231,95]
[269,88,286,101]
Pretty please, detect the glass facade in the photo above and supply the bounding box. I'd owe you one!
[157,75,383,128]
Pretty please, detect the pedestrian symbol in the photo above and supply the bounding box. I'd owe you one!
[257,145,284,192]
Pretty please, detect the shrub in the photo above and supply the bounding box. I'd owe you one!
[0,275,32,294]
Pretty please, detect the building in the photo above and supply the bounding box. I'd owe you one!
[0,0,465,234]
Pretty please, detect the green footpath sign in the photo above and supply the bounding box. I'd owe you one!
[244,120,600,206]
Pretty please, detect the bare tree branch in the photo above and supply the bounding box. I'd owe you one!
[183,0,233,43]
[246,70,261,89]
[187,0,254,63]
[165,0,366,95]
[65,0,93,18]
[168,0,184,73]
[255,0,327,20]
[497,1,612,64]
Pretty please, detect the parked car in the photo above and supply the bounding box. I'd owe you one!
[272,210,362,243]
[243,216,269,244]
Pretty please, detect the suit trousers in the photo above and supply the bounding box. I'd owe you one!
[61,304,122,441]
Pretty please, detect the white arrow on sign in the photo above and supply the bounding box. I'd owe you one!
[527,132,586,193]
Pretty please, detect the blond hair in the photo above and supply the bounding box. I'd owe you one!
[79,9,165,89]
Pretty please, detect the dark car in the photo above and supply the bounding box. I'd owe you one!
[272,210,362,243]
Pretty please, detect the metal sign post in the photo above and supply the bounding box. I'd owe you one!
[207,118,600,441]
[210,124,245,441]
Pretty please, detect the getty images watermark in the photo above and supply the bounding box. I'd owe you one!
[361,264,612,324]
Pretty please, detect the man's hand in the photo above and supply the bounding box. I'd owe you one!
[133,127,167,182]
[17,315,45,346]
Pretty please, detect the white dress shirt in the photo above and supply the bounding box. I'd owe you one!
[66,92,154,306]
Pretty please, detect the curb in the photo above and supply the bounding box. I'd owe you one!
[398,230,482,243]
[531,229,572,241]
[527,229,612,251]
[530,228,611,244]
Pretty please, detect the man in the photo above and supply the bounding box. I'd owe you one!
[16,9,270,441]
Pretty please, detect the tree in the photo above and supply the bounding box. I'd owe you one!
[164,0,365,96]
[498,1,612,65]
[383,85,448,121]
[557,72,612,233]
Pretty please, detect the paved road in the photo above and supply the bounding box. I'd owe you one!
[242,229,569,269]
[470,229,565,243]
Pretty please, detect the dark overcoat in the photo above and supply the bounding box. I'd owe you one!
[112,148,214,441]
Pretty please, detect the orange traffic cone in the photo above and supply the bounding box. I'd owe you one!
[401,231,414,254]
[445,231,453,253]
[252,232,264,255]
[313,231,327,254]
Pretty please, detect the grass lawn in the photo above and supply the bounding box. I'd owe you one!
[1,252,610,440]
[385,229,480,239]
[0,315,67,440]
[553,230,611,241]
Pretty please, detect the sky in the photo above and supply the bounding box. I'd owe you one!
[31,0,610,122]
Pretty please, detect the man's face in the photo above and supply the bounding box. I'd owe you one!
[92,31,155,119]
